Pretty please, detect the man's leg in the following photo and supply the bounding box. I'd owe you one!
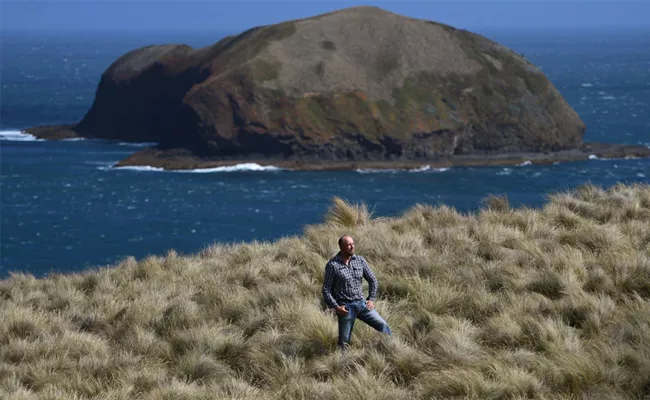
[357,304,392,335]
[337,302,357,351]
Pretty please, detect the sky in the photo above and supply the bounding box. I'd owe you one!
[1,1,649,34]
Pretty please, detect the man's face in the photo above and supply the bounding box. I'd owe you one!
[340,236,355,255]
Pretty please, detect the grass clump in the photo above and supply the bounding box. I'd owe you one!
[2,183,650,399]
[324,196,374,228]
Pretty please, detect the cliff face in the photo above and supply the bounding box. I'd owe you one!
[75,45,209,144]
[32,6,586,160]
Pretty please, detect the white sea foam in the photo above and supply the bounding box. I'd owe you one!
[99,162,281,172]
[496,168,512,176]
[637,173,646,178]
[357,165,448,174]
[601,96,616,100]
[356,168,398,174]
[518,160,532,166]
[581,83,594,87]
[95,163,118,171]
[409,165,449,173]
[175,163,283,173]
[409,165,432,172]
[117,142,158,147]
[0,130,43,141]
[588,154,599,160]
[62,137,85,141]
[112,165,165,172]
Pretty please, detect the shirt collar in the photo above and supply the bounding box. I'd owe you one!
[335,253,357,263]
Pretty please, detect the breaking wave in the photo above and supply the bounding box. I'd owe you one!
[175,163,283,173]
[356,165,449,174]
[102,163,283,173]
[0,130,43,141]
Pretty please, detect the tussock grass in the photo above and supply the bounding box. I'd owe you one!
[2,183,650,399]
[324,196,373,228]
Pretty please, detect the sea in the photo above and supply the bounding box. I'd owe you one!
[1,29,649,277]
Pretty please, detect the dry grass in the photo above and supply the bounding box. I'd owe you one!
[324,197,374,228]
[2,183,650,399]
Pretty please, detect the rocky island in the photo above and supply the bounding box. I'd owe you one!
[26,6,650,170]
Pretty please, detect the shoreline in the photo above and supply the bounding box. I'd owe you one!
[113,143,650,171]
[22,126,650,171]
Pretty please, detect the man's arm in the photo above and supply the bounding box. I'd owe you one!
[361,257,378,301]
[322,262,338,308]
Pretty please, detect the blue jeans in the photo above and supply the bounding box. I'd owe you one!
[337,299,391,350]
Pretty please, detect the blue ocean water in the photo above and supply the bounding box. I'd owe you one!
[1,29,649,277]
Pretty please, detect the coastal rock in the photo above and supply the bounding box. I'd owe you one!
[28,6,587,163]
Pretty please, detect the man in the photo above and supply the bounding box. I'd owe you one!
[322,235,391,351]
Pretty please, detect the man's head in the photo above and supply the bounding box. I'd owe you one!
[338,235,355,257]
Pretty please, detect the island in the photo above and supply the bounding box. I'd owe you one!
[25,6,650,169]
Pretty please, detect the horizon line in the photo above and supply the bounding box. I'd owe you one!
[2,25,649,34]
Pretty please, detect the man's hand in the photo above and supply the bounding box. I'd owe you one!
[334,305,348,316]
[366,300,375,311]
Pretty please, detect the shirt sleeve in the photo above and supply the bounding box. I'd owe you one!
[322,262,338,308]
[361,257,378,301]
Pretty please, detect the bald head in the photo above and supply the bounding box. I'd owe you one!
[338,235,355,257]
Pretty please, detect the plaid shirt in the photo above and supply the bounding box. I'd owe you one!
[322,253,378,308]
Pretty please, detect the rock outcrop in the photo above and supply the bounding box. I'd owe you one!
[28,6,588,163]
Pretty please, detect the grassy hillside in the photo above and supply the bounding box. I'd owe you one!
[2,184,650,399]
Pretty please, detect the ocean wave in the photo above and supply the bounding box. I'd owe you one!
[588,154,599,160]
[94,162,120,170]
[62,137,86,141]
[581,83,594,87]
[518,160,532,166]
[117,142,159,147]
[408,165,449,173]
[175,163,283,173]
[357,165,448,174]
[417,166,449,173]
[111,165,165,172]
[356,168,397,174]
[0,130,43,141]
[99,162,283,172]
